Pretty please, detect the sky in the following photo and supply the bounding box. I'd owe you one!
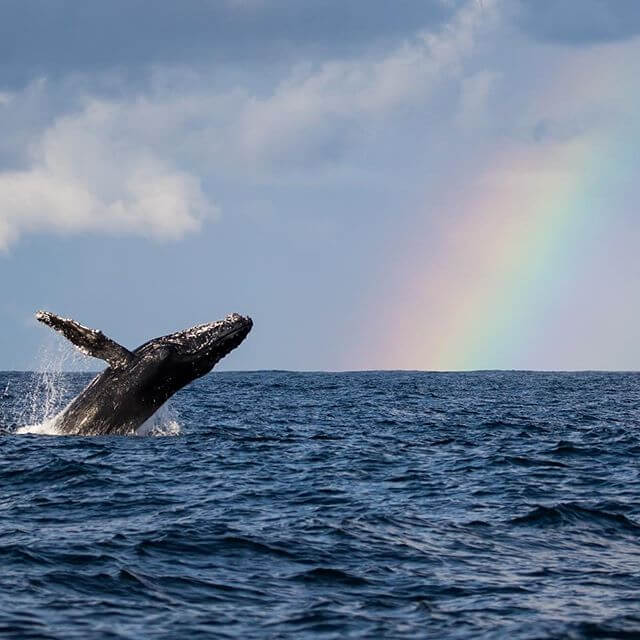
[0,0,639,371]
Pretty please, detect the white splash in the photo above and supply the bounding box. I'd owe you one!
[15,415,63,436]
[16,404,182,437]
[136,402,181,437]
[15,336,86,435]
[15,333,182,437]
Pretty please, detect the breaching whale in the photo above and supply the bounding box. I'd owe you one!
[34,310,253,436]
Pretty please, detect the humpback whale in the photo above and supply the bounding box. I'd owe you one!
[34,310,253,436]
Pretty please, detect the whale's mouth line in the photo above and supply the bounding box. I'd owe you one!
[218,323,252,341]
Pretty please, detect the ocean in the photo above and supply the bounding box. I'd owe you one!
[1,370,639,639]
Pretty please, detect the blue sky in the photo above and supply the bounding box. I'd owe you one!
[1,0,639,371]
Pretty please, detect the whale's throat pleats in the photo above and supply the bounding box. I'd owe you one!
[35,311,134,369]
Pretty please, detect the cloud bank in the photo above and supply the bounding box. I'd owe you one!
[0,1,458,89]
[0,0,636,251]
[0,0,487,250]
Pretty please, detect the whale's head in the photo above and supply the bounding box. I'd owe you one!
[133,313,253,389]
[157,313,253,376]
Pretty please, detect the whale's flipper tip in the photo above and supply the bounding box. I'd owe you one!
[36,310,55,326]
[34,309,133,369]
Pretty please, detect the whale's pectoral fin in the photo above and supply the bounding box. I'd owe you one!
[36,311,134,369]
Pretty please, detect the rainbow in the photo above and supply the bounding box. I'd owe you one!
[349,35,640,371]
[399,138,604,370]
[353,46,636,371]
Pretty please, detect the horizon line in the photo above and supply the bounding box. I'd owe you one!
[1,368,639,375]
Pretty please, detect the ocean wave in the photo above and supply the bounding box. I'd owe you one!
[289,567,369,586]
[510,503,640,532]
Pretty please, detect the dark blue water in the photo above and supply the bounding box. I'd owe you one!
[1,371,640,639]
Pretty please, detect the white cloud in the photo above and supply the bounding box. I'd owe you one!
[0,0,497,249]
[234,0,495,168]
[0,97,216,250]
